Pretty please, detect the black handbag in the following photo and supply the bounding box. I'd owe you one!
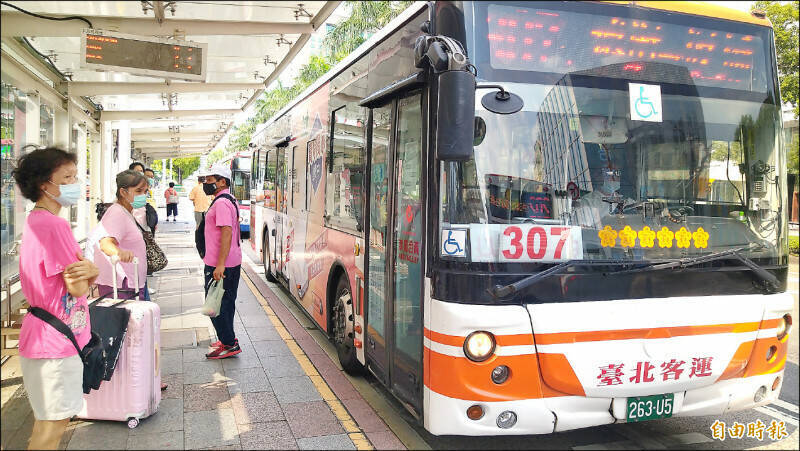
[135,221,168,274]
[28,306,111,394]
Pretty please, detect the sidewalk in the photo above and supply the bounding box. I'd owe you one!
[0,203,404,450]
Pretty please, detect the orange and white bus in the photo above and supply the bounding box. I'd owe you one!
[218,151,252,235]
[249,1,792,435]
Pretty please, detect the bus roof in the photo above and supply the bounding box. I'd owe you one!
[251,0,770,143]
[602,1,772,27]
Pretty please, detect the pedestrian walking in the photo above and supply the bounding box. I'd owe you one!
[165,182,179,222]
[188,175,212,229]
[12,147,100,450]
[202,165,242,359]
[91,170,151,301]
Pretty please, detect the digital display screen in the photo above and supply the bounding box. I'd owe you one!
[486,4,768,91]
[83,31,203,79]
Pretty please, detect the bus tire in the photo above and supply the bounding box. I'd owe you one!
[332,276,363,375]
[263,232,277,282]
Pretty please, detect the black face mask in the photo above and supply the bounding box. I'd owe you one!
[202,182,217,195]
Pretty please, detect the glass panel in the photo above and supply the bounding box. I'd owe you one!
[40,101,54,146]
[393,94,422,364]
[367,105,392,340]
[327,104,366,230]
[1,77,27,280]
[265,149,277,209]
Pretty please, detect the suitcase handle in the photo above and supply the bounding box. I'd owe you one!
[110,256,140,301]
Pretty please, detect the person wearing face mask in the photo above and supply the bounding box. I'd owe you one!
[90,170,151,301]
[188,175,212,229]
[12,147,100,450]
[128,162,152,234]
[143,168,159,234]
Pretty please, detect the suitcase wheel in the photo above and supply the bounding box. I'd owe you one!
[127,417,140,429]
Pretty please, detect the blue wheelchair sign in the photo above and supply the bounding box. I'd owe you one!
[441,229,466,257]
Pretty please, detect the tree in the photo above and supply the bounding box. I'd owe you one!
[150,156,200,182]
[323,1,415,64]
[752,1,799,118]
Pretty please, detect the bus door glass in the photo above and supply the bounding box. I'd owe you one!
[391,92,423,410]
[366,103,393,383]
[276,147,288,275]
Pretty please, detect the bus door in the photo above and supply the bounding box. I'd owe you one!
[275,146,288,277]
[365,91,424,414]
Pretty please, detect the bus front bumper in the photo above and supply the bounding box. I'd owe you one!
[424,372,784,435]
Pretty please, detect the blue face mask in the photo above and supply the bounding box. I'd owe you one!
[131,194,147,209]
[46,181,82,206]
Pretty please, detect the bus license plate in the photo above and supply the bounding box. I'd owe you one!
[626,393,674,422]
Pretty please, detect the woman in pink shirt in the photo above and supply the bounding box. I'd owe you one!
[91,170,150,301]
[13,147,100,450]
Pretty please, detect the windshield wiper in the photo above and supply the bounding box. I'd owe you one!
[616,244,779,291]
[487,244,779,299]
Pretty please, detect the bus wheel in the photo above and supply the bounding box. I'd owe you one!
[332,277,363,375]
[263,233,277,282]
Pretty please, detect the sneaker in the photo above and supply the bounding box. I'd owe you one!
[210,338,238,348]
[206,343,241,359]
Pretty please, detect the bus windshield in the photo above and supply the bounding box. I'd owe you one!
[440,2,786,264]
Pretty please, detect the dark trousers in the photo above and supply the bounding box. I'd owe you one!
[204,264,240,346]
[166,203,178,218]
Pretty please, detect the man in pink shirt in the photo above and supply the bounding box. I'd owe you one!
[201,165,242,359]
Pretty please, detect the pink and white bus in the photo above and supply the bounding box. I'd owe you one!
[249,1,791,436]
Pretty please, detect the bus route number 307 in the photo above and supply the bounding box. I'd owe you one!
[498,225,582,262]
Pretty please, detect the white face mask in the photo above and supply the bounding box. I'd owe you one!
[44,180,82,206]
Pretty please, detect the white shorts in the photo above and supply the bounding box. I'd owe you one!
[20,355,84,421]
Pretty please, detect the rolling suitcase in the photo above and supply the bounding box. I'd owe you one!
[79,257,162,428]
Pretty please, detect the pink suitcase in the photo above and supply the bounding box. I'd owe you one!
[79,258,161,428]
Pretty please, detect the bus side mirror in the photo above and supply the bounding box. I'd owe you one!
[436,70,475,161]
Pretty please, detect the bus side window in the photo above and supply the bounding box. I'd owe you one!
[327,103,366,232]
[265,149,277,209]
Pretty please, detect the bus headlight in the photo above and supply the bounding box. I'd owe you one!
[463,331,495,362]
[777,314,791,341]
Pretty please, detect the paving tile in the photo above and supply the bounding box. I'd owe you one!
[129,398,184,435]
[183,346,211,363]
[66,421,130,450]
[184,381,232,412]
[244,326,282,341]
[321,371,361,401]
[160,315,184,330]
[160,373,184,399]
[295,335,327,355]
[160,350,183,377]
[220,347,263,371]
[297,434,356,450]
[127,430,183,450]
[238,421,298,450]
[183,409,240,450]
[225,367,272,394]
[252,339,293,357]
[183,360,226,384]
[1,408,33,450]
[159,305,184,317]
[282,401,344,438]
[195,444,241,450]
[366,430,407,450]
[270,376,323,404]
[161,329,197,348]
[183,312,213,329]
[230,391,285,424]
[260,355,306,378]
[0,386,32,432]
[341,396,389,433]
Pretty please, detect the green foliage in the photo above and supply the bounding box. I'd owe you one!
[148,157,200,182]
[789,131,799,176]
[752,1,799,118]
[710,141,744,163]
[216,1,412,160]
[789,235,799,255]
[323,1,415,64]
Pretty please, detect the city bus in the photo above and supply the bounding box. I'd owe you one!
[219,151,252,235]
[248,1,792,436]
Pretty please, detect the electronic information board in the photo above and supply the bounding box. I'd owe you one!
[80,29,207,81]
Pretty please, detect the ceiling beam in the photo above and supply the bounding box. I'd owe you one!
[133,141,210,148]
[132,131,220,139]
[1,12,314,37]
[66,82,264,96]
[101,109,240,121]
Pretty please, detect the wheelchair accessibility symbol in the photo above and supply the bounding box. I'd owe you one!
[441,229,466,257]
[629,83,662,123]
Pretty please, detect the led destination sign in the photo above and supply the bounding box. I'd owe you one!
[80,29,207,81]
[485,4,768,91]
